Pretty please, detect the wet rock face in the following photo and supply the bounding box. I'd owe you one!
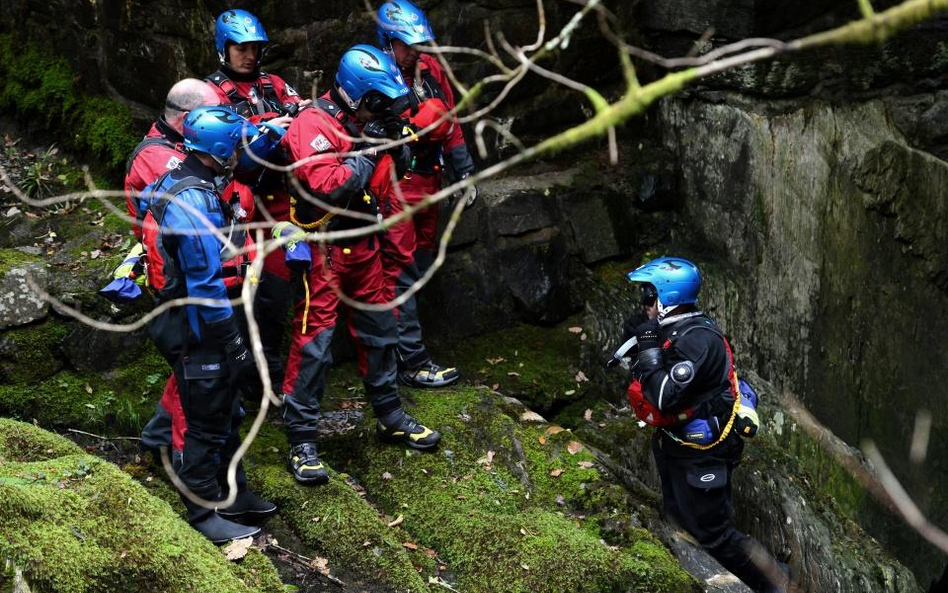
[0,253,47,330]
[659,96,948,587]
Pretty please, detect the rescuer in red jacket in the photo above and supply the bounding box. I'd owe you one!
[205,8,310,397]
[278,44,441,485]
[375,0,478,388]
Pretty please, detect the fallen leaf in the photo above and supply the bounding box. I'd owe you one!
[425,549,438,559]
[223,536,253,561]
[486,450,495,463]
[550,468,564,477]
[555,495,566,506]
[580,333,587,341]
[310,556,330,576]
[575,371,589,383]
[544,426,565,436]
[538,436,547,445]
[486,357,506,365]
[491,383,500,391]
[402,542,419,550]
[89,249,101,259]
[583,409,593,421]
[520,411,546,423]
[521,563,530,570]
[520,528,528,536]
[577,461,594,469]
[382,472,393,480]
[506,371,520,377]
[84,384,93,394]
[388,514,404,527]
[566,441,584,455]
[568,327,583,333]
[564,390,576,396]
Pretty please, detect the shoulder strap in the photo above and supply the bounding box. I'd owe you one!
[148,175,215,225]
[315,98,360,139]
[125,136,177,177]
[420,68,447,103]
[206,70,244,104]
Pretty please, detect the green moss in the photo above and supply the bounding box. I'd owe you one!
[0,419,284,593]
[435,321,587,412]
[0,320,69,385]
[243,422,430,592]
[0,248,41,276]
[319,387,697,593]
[0,34,138,175]
[0,345,167,437]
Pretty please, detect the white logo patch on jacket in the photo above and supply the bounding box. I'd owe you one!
[310,134,333,152]
[165,156,181,170]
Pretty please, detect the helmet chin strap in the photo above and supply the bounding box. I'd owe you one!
[656,297,703,324]
[335,85,360,111]
[656,297,674,321]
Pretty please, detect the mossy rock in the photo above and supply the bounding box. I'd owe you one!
[307,387,699,593]
[0,319,68,384]
[0,418,283,593]
[238,419,430,592]
[0,34,138,175]
[0,248,43,277]
[0,344,169,437]
[435,320,590,414]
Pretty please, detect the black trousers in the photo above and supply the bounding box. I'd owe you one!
[653,431,785,593]
[149,306,248,524]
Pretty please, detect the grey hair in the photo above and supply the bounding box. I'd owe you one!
[163,78,218,121]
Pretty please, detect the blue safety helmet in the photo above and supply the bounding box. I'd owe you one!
[235,121,286,174]
[626,256,701,311]
[335,44,409,111]
[183,105,249,163]
[215,9,269,65]
[376,0,435,48]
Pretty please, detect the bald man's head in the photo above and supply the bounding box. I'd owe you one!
[163,78,221,133]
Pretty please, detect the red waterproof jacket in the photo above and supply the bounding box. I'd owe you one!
[206,69,302,118]
[124,119,185,238]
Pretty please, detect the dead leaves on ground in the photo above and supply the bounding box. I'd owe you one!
[223,536,253,561]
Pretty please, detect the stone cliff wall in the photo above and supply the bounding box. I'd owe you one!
[659,96,948,586]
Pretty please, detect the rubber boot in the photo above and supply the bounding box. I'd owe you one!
[183,495,261,544]
[191,513,261,544]
[217,489,278,521]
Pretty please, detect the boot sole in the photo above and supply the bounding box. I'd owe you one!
[209,525,261,545]
[218,507,278,520]
[377,432,440,451]
[287,462,330,485]
[397,374,461,389]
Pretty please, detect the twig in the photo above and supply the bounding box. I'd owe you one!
[268,542,347,587]
[66,428,141,441]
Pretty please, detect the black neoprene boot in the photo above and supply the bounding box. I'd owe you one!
[217,489,277,521]
[192,513,261,544]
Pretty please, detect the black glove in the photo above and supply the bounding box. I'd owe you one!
[392,144,411,180]
[204,316,258,385]
[362,119,389,141]
[382,113,408,139]
[635,318,662,372]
